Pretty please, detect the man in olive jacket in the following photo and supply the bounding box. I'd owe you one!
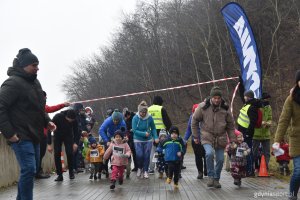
[0,48,56,200]
[191,86,236,189]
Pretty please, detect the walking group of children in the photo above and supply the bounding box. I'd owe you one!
[82,126,183,190]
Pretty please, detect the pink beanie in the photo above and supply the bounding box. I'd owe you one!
[234,129,242,136]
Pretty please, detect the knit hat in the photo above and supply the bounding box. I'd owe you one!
[210,86,222,97]
[111,110,123,121]
[88,137,97,145]
[85,107,93,114]
[153,96,163,105]
[13,48,39,68]
[234,129,242,137]
[295,70,300,84]
[169,126,180,135]
[114,129,124,139]
[159,130,167,138]
[138,100,148,112]
[192,104,199,113]
[244,90,254,99]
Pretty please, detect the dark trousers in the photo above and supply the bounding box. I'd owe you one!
[54,136,74,176]
[192,140,207,174]
[38,134,47,174]
[253,139,270,169]
[167,161,181,184]
[90,163,103,175]
[243,135,254,175]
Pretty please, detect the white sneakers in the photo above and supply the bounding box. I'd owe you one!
[144,171,149,179]
[137,168,142,177]
[136,169,149,179]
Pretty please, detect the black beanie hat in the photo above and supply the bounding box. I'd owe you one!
[295,70,300,84]
[169,126,180,135]
[262,92,271,100]
[66,109,76,120]
[153,96,163,105]
[210,86,222,97]
[114,129,124,139]
[244,90,254,99]
[13,48,39,68]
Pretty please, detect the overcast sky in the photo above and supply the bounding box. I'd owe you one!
[0,0,137,106]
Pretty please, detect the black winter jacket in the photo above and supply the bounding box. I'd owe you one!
[0,67,50,143]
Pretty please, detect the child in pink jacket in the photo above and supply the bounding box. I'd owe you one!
[104,130,131,190]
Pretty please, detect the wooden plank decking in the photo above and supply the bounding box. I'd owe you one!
[0,153,289,200]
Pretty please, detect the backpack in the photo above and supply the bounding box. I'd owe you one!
[255,108,263,128]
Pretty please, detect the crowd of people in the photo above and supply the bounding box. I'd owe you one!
[0,48,299,200]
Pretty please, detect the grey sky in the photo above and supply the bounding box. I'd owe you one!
[0,0,137,106]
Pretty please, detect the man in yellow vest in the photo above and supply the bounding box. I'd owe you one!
[148,96,172,174]
[237,90,260,177]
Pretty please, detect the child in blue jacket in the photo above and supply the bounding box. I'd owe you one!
[163,126,183,189]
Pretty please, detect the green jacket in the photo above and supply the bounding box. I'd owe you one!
[275,95,300,158]
[253,105,272,140]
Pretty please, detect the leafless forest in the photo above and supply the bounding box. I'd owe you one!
[62,0,300,131]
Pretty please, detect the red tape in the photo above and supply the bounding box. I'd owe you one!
[72,76,239,104]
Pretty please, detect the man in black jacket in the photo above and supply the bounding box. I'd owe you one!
[47,109,78,181]
[0,48,56,200]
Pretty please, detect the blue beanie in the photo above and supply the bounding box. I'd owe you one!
[88,137,97,145]
[111,111,123,121]
[13,48,39,68]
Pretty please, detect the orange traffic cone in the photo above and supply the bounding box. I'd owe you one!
[258,155,269,177]
[61,152,66,172]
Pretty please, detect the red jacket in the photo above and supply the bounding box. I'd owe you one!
[45,104,66,113]
[44,104,66,136]
[275,142,291,162]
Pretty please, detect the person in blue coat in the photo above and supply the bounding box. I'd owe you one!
[132,101,158,179]
[98,110,126,177]
[184,103,207,179]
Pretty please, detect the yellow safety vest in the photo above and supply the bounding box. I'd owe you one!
[148,105,166,129]
[237,104,251,128]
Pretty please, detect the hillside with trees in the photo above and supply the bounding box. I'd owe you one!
[62,0,300,130]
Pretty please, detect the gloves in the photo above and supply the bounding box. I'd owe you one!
[177,152,182,157]
[243,151,248,156]
[272,142,280,150]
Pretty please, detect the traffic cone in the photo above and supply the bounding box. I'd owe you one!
[258,155,269,177]
[61,152,66,172]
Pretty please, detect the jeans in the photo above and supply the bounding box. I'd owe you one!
[203,144,224,180]
[149,145,157,171]
[290,156,300,198]
[134,141,152,172]
[11,140,40,200]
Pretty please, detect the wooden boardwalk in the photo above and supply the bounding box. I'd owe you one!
[0,154,289,200]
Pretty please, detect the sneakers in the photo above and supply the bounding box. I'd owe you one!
[137,168,142,177]
[174,183,179,189]
[144,171,149,179]
[166,177,172,184]
[159,172,163,179]
[110,181,116,190]
[213,180,221,188]
[69,173,75,179]
[126,174,130,179]
[197,172,203,179]
[89,174,93,180]
[233,179,241,186]
[119,179,123,185]
[148,170,155,175]
[207,177,214,187]
[181,166,186,170]
[55,175,63,182]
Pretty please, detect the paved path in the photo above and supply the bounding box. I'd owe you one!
[0,154,289,200]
